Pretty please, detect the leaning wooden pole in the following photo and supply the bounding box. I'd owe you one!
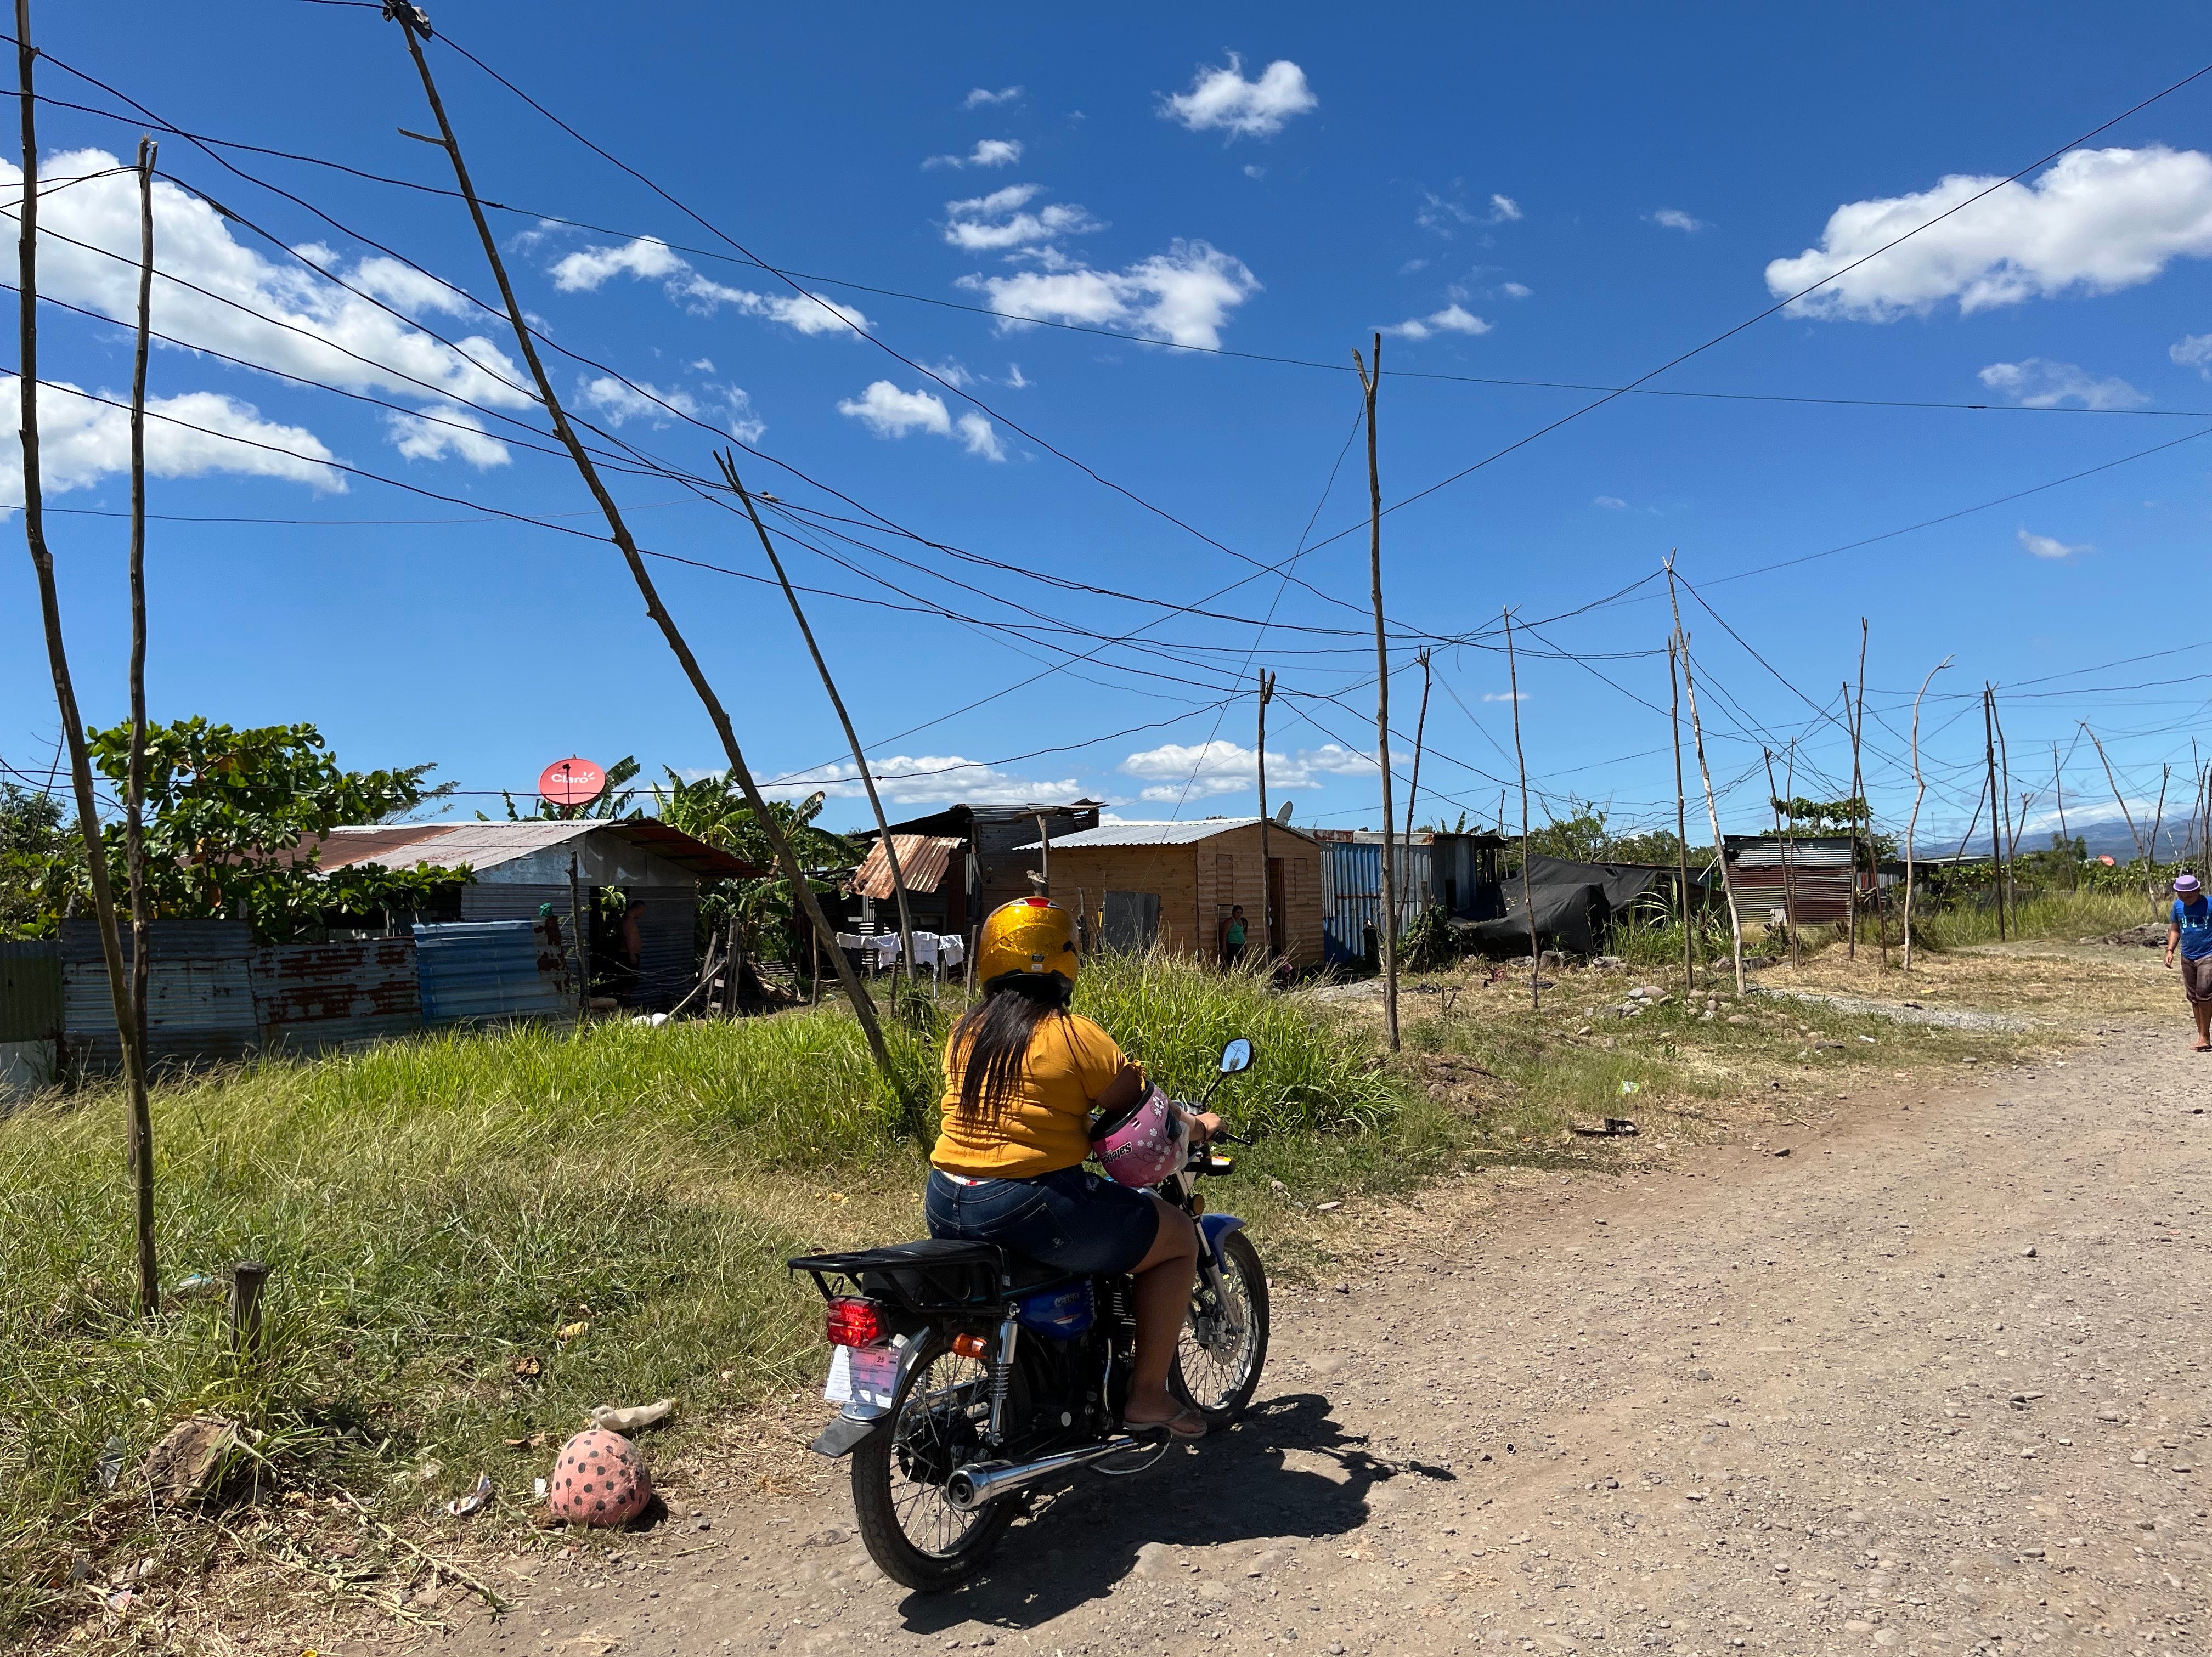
[123,133,159,1315]
[1403,646,1432,938]
[1854,629,1886,970]
[2084,723,2154,912]
[1352,334,1398,1050]
[1669,636,1694,993]
[1666,557,1743,997]
[1505,610,1538,1009]
[718,454,917,994]
[388,8,899,1091]
[1256,668,1275,959]
[16,0,156,1315]
[1901,658,1953,972]
[1994,691,2018,914]
[1982,687,2006,941]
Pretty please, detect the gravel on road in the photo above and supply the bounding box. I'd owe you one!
[404,1027,2209,1657]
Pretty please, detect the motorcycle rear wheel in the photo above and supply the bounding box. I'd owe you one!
[1173,1228,1270,1423]
[850,1334,1017,1592]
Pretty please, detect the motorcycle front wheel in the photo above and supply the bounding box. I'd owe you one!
[1173,1228,1271,1423]
[850,1333,1017,1592]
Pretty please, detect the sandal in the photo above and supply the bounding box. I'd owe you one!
[1124,1403,1207,1440]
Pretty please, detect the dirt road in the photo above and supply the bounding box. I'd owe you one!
[421,1027,2209,1657]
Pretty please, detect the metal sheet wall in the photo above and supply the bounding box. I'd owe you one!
[0,938,61,1042]
[632,895,699,1006]
[252,938,422,1052]
[413,920,573,1025]
[1318,841,1432,965]
[64,956,258,1070]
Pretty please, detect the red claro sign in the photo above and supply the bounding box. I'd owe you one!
[538,756,607,809]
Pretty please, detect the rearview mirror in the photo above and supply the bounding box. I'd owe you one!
[1218,1037,1254,1074]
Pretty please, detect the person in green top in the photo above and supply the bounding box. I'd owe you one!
[1222,903,1248,968]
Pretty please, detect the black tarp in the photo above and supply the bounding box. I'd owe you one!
[1459,855,1669,956]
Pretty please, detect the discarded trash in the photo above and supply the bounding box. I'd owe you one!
[171,1273,223,1301]
[589,1398,678,1434]
[1617,1080,1641,1096]
[629,1013,671,1027]
[98,1435,124,1491]
[548,1429,652,1528]
[1314,1201,1343,1213]
[445,1473,494,1517]
[534,1477,549,1502]
[142,1415,243,1509]
[1571,1117,1639,1138]
[103,1588,137,1615]
[556,1321,590,1343]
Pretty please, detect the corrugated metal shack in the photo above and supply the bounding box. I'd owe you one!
[1,938,63,1101]
[413,920,571,1024]
[252,937,422,1051]
[853,801,1105,942]
[1316,830,1513,965]
[1019,818,1325,968]
[1723,835,1864,925]
[310,820,754,1008]
[61,919,261,1071]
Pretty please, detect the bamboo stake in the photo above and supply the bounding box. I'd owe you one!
[1855,635,1886,971]
[16,0,156,1315]
[1901,658,1953,972]
[2084,723,2154,912]
[1982,687,2006,942]
[2053,742,2069,883]
[1665,557,1743,997]
[2149,765,2172,891]
[1669,637,1693,993]
[124,133,158,1315]
[386,9,900,1092]
[1256,668,1275,958]
[1993,687,2017,915]
[1352,335,1397,1051]
[717,455,917,992]
[1403,647,1432,948]
[1505,609,1537,1009]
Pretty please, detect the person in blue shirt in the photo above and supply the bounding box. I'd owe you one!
[2164,872,2212,1050]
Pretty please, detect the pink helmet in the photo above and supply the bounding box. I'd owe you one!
[1090,1084,1188,1189]
[548,1429,652,1527]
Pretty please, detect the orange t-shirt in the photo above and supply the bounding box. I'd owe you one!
[932,1013,1133,1179]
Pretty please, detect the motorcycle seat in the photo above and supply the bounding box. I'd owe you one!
[789,1238,1079,1308]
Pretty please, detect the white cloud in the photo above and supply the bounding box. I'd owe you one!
[2171,333,2212,377]
[942,183,1103,253]
[1766,145,2212,320]
[1417,186,1520,239]
[1160,55,1316,138]
[1119,739,1403,800]
[385,401,511,468]
[1977,358,2146,410]
[1489,194,1522,222]
[1482,690,1529,703]
[1650,208,1706,233]
[926,138,1024,171]
[548,234,871,334]
[0,378,342,513]
[1383,302,1491,341]
[763,755,1076,806]
[2,149,531,465]
[1244,165,1267,180]
[1593,495,1627,510]
[837,381,1002,460]
[964,240,1260,349]
[1501,281,1532,298]
[1005,363,1031,389]
[689,357,715,372]
[2018,526,2090,560]
[963,86,1023,109]
[577,375,764,442]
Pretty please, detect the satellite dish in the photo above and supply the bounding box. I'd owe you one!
[1274,801,1293,824]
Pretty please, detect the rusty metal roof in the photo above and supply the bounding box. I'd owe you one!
[851,834,962,900]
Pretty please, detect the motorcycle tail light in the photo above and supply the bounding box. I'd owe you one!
[952,1332,989,1359]
[825,1296,889,1348]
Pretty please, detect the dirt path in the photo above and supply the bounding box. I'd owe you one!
[410,1027,2210,1657]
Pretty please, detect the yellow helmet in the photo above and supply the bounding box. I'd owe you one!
[974,897,1079,995]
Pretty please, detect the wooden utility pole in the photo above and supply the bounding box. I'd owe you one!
[1668,640,1696,987]
[123,133,159,1314]
[1352,334,1398,1051]
[1256,669,1276,958]
[1665,557,1744,997]
[387,8,901,1092]
[718,455,917,989]
[1505,610,1539,1009]
[1981,687,2006,941]
[1901,658,1952,972]
[17,0,157,1315]
[1669,637,1693,993]
[1404,647,1432,934]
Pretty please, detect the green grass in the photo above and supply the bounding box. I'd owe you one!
[0,952,1422,1637]
[1904,887,2156,950]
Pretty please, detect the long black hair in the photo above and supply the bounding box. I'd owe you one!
[949,976,1072,1121]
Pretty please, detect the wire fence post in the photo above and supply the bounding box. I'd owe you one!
[1352,334,1398,1051]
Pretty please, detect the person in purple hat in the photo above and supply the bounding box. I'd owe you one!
[2164,872,2212,1050]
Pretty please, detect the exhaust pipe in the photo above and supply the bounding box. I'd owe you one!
[943,1434,1153,1511]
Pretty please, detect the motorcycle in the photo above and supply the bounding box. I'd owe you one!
[788,1036,1270,1591]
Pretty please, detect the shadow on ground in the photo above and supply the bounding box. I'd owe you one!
[891,1390,1452,1633]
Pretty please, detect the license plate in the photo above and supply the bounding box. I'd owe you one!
[823,1343,901,1407]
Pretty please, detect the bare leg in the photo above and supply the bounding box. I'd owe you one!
[1121,1192,1203,1433]
[2194,995,2210,1048]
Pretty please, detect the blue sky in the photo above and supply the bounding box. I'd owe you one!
[8,1,2212,852]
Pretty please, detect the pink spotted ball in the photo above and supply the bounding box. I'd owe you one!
[548,1428,652,1527]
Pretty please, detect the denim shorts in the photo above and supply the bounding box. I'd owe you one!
[924,1164,1161,1275]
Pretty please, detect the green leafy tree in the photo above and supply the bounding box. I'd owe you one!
[650,771,857,962]
[82,717,467,942]
[0,781,80,938]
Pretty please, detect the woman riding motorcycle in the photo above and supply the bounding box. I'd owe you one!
[926,898,1218,1439]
